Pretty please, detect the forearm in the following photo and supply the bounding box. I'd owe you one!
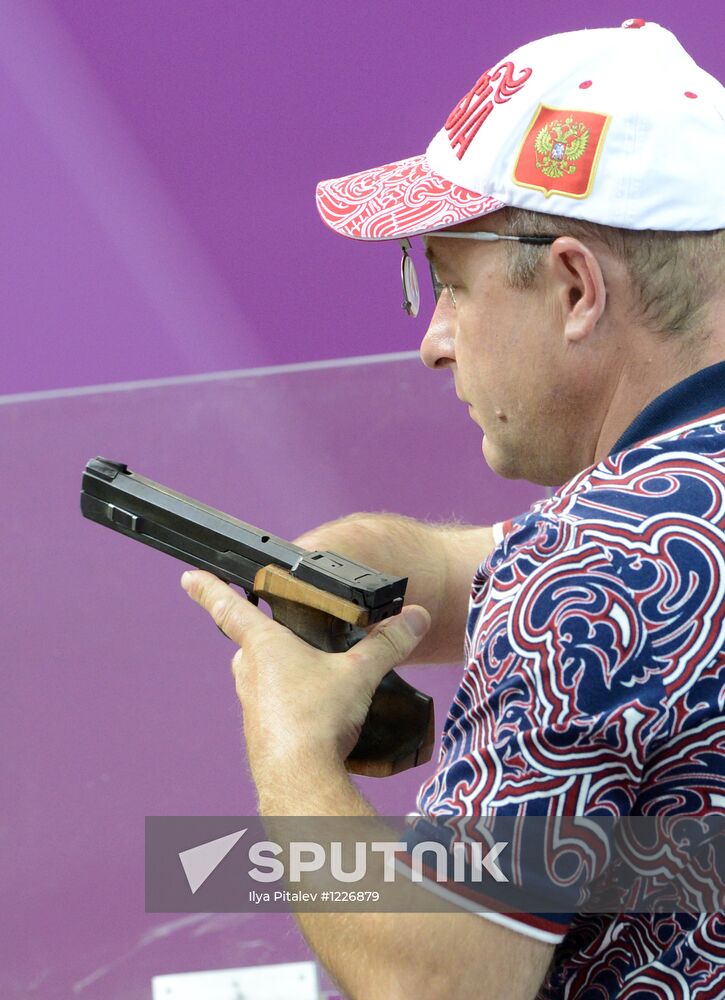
[299,909,552,1000]
[252,749,430,997]
[299,912,456,1000]
[295,513,495,664]
[254,753,552,1000]
[252,753,418,998]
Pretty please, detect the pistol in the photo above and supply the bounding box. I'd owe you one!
[80,458,434,777]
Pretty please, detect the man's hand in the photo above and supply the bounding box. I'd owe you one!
[294,513,495,665]
[180,569,431,784]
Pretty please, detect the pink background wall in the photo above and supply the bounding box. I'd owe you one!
[1,0,722,395]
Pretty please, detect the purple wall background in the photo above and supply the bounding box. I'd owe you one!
[2,2,722,998]
[0,0,722,395]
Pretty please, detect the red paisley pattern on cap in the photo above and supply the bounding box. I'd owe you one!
[315,154,504,241]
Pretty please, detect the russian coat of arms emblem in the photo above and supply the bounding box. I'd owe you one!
[534,117,590,179]
[513,105,610,198]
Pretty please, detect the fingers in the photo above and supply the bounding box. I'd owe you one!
[180,570,269,644]
[181,569,431,697]
[347,605,431,686]
[231,646,244,681]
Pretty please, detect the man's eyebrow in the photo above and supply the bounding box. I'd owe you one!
[423,240,446,271]
[422,236,456,274]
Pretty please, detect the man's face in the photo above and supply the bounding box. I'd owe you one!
[419,216,590,486]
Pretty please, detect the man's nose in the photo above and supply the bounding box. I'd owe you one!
[419,292,456,369]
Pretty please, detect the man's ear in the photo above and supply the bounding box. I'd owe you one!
[547,237,607,342]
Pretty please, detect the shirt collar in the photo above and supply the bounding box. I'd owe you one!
[610,360,725,456]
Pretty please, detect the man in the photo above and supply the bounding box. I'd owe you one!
[181,21,724,998]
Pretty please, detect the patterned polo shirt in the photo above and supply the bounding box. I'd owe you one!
[415,360,725,998]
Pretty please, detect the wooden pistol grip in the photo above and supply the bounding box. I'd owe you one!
[253,564,369,629]
[253,565,435,777]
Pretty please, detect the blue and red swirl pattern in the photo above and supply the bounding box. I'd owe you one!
[417,407,725,997]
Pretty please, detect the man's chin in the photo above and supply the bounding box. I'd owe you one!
[482,434,521,481]
[483,434,567,487]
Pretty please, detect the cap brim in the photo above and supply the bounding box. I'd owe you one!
[315,153,505,241]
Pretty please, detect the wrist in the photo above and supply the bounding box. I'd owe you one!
[248,737,350,809]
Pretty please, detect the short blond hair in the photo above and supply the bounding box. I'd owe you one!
[500,207,725,337]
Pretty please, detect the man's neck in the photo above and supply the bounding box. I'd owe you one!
[594,320,725,463]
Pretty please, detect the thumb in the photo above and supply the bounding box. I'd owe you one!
[349,605,431,683]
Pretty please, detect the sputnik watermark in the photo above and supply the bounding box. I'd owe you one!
[194,836,509,888]
[145,815,725,914]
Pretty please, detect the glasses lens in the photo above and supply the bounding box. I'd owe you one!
[401,251,420,317]
[429,262,446,304]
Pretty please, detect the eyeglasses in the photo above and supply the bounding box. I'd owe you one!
[400,231,558,317]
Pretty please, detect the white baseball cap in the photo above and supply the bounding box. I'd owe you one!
[316,20,725,239]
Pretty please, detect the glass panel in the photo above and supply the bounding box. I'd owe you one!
[0,357,544,992]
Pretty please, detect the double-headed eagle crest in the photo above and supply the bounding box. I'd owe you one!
[534,116,590,179]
